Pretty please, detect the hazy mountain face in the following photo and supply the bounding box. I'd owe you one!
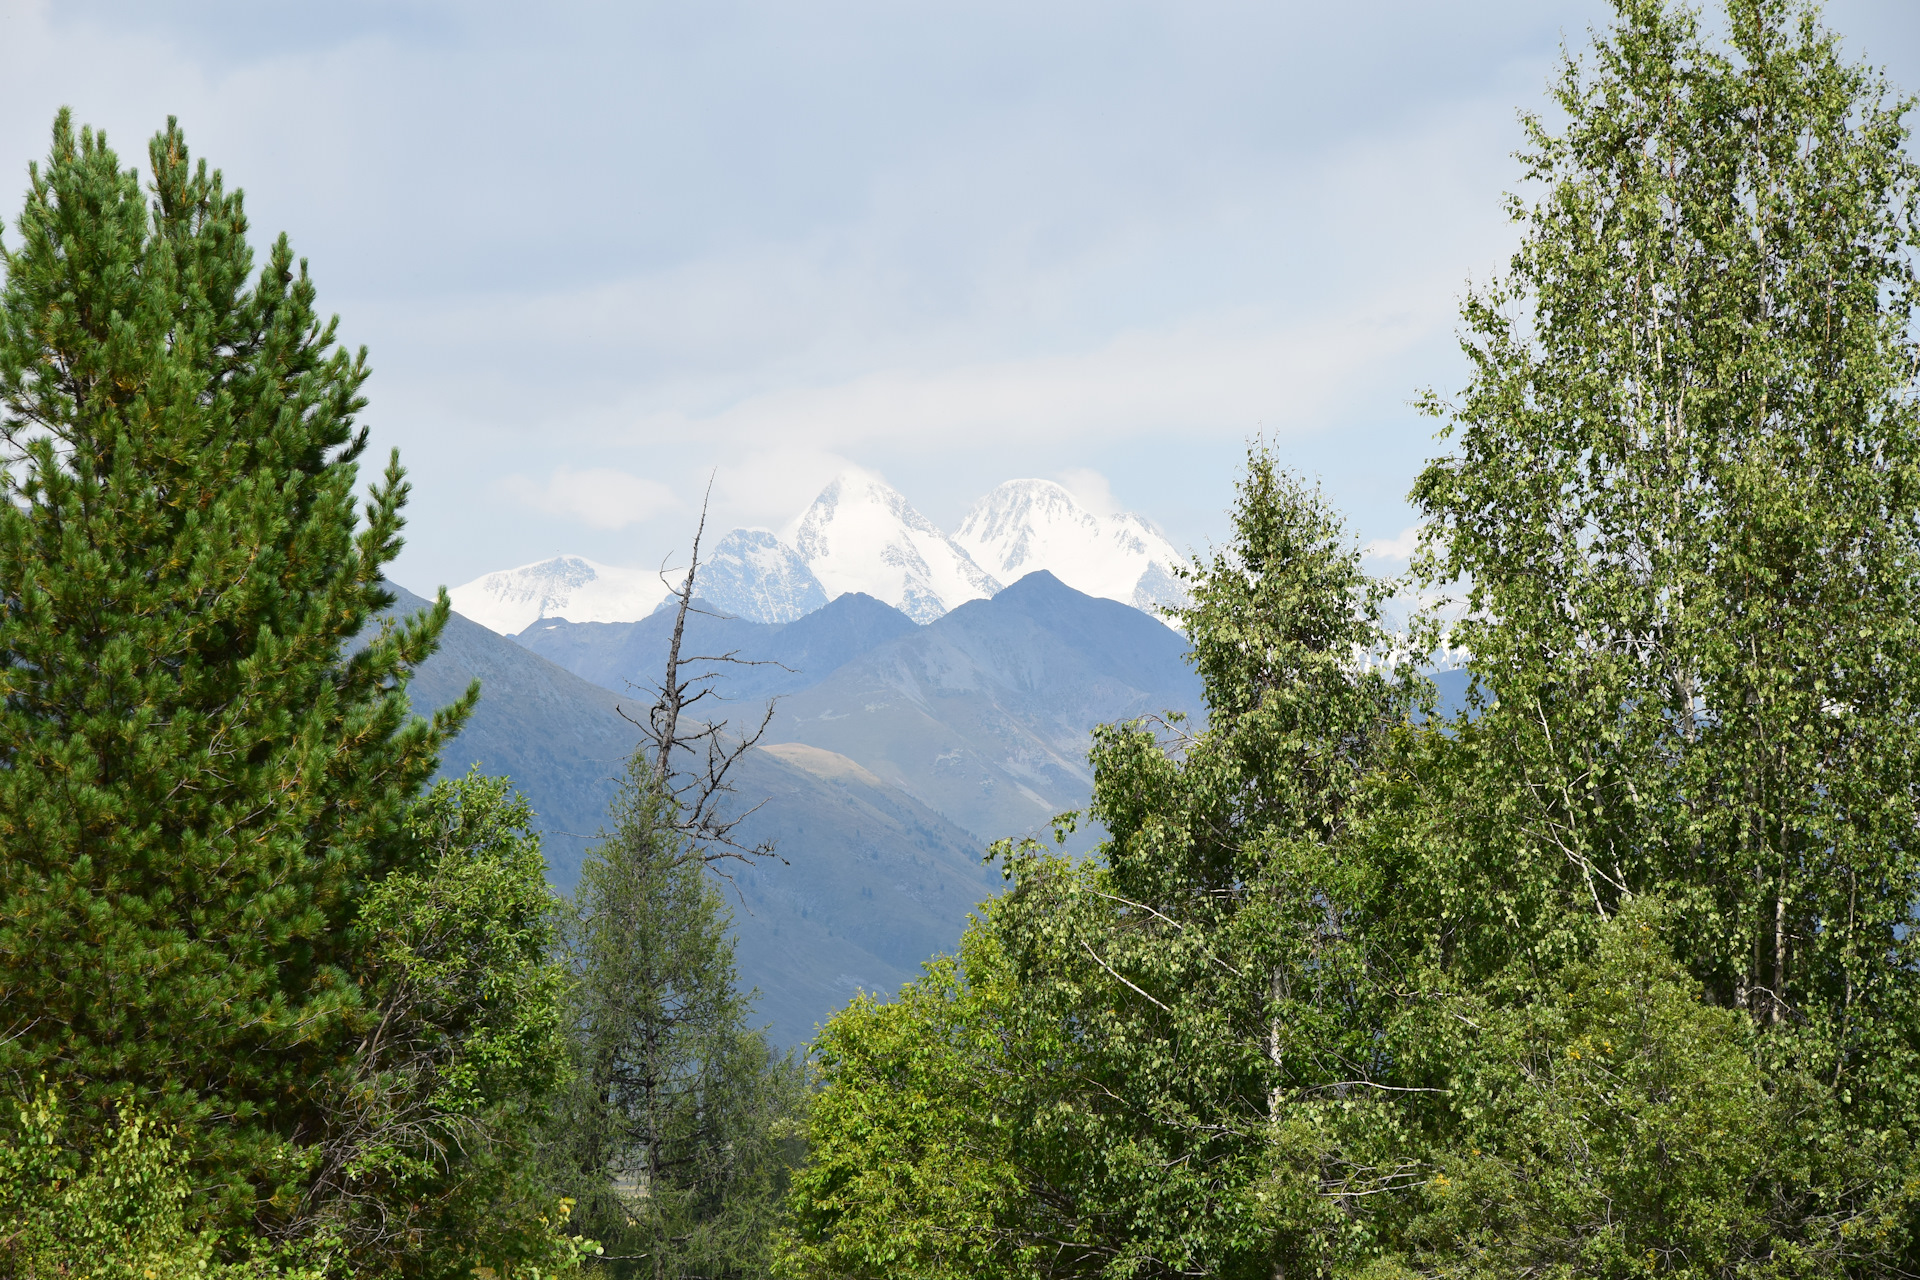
[761,571,1202,843]
[513,571,1203,848]
[791,473,1001,623]
[700,528,830,623]
[954,479,1188,616]
[514,590,919,703]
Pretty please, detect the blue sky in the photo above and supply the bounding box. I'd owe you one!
[3,0,1916,593]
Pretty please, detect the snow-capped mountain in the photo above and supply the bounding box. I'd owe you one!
[448,556,667,635]
[791,473,1001,624]
[444,474,1183,636]
[954,479,1187,616]
[699,529,829,624]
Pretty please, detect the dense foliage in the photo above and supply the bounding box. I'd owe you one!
[782,460,1410,1279]
[542,757,803,1279]
[0,1087,331,1278]
[0,115,582,1274]
[311,770,582,1273]
[781,1,1920,1276]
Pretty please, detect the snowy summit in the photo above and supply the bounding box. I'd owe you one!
[954,479,1187,616]
[441,473,1186,634]
[791,473,1001,624]
[699,529,830,624]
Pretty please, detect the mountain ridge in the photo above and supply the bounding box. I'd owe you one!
[509,570,1204,848]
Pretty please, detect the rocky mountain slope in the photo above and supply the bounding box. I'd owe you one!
[515,589,919,704]
[700,528,830,623]
[761,571,1201,843]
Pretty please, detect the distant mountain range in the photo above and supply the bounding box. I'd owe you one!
[395,569,1204,1046]
[391,583,1005,1049]
[515,571,1204,846]
[448,473,1188,632]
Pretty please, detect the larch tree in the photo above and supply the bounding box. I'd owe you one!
[544,503,801,1280]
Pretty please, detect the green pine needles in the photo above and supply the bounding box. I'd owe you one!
[0,112,474,1234]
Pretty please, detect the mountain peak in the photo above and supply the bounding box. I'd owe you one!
[701,528,829,623]
[954,480,1187,618]
[793,472,1000,624]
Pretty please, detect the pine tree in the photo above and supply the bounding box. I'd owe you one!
[0,113,473,1229]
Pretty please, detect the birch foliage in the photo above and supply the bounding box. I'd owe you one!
[1410,0,1920,1150]
[781,2,1920,1275]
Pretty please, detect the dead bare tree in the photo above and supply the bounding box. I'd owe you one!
[621,477,788,876]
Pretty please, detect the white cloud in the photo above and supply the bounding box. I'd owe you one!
[27,0,1916,594]
[1363,524,1424,564]
[570,296,1443,461]
[500,467,679,531]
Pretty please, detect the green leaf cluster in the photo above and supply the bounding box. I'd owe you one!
[310,769,582,1275]
[780,2,1920,1276]
[779,942,1031,1280]
[0,1086,335,1278]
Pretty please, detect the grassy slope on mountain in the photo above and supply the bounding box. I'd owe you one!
[392,584,993,1047]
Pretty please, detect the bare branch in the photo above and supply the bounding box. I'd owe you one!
[629,473,787,875]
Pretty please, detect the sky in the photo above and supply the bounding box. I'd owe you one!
[3,0,1917,595]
